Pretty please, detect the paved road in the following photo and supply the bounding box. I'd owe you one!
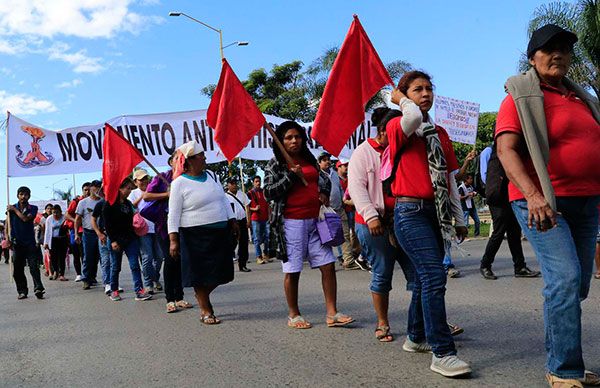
[1,239,599,387]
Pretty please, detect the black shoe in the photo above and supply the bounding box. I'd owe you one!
[480,268,497,280]
[34,290,45,299]
[515,267,541,278]
[82,282,91,290]
[356,256,371,272]
[239,267,251,272]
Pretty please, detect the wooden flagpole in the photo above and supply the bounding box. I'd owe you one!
[263,122,308,186]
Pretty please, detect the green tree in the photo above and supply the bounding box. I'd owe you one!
[53,186,73,202]
[520,1,599,97]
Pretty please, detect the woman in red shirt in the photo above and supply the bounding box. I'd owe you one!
[264,121,354,330]
[497,25,600,386]
[387,71,470,378]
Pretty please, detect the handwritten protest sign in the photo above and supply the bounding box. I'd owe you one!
[434,96,480,145]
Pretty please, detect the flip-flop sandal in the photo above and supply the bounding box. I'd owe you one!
[326,312,355,327]
[166,302,178,313]
[594,273,600,280]
[200,314,221,325]
[175,300,193,309]
[580,370,600,386]
[375,325,394,342]
[448,322,464,336]
[546,373,583,388]
[287,315,312,329]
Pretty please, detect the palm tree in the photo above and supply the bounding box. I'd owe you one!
[520,1,599,97]
[53,186,73,202]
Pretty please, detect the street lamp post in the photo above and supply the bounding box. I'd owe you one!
[47,178,68,200]
[169,11,250,191]
[169,12,249,60]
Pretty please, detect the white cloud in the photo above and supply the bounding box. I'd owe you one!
[56,79,82,88]
[0,0,163,39]
[47,43,104,73]
[0,90,57,115]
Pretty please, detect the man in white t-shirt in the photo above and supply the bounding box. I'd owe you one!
[74,180,103,289]
[129,168,163,294]
[458,174,480,237]
[226,177,251,272]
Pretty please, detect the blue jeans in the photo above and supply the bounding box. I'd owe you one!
[251,221,269,257]
[394,201,456,357]
[139,233,163,287]
[355,223,414,294]
[463,208,480,235]
[98,235,113,286]
[82,229,99,283]
[110,238,144,293]
[512,197,599,378]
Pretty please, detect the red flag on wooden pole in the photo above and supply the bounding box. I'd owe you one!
[102,123,144,205]
[207,58,265,161]
[311,15,393,156]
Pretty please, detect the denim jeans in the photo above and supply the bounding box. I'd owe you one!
[98,235,113,286]
[139,233,163,287]
[512,197,599,378]
[463,208,480,235]
[82,229,99,283]
[355,223,414,294]
[251,220,269,257]
[110,238,144,293]
[394,200,456,357]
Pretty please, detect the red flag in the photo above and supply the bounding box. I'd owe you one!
[311,15,393,156]
[207,58,265,161]
[102,123,144,205]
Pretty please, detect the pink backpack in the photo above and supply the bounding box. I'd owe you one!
[132,213,149,236]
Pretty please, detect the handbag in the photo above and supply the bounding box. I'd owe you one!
[133,213,149,237]
[316,205,345,247]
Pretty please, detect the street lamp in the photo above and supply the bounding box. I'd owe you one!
[168,11,249,59]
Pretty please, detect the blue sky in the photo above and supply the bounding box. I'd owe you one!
[0,0,559,207]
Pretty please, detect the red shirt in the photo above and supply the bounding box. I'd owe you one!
[495,84,600,201]
[284,160,320,220]
[356,139,397,225]
[65,196,83,233]
[339,177,354,213]
[386,118,459,200]
[248,188,269,222]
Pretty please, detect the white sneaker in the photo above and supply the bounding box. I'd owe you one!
[402,337,432,353]
[430,354,472,377]
[104,284,111,295]
[75,275,82,282]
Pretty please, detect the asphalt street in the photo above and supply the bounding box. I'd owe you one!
[1,239,599,387]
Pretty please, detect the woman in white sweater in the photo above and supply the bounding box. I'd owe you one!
[43,205,69,281]
[168,141,238,325]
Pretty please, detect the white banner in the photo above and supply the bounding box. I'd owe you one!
[434,96,480,145]
[7,110,374,178]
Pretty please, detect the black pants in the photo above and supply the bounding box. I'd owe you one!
[69,234,83,276]
[13,244,44,295]
[2,248,9,263]
[158,235,184,303]
[50,237,68,276]
[234,219,249,269]
[481,204,526,270]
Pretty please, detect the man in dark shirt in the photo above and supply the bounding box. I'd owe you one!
[7,186,45,299]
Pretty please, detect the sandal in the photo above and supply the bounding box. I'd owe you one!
[166,302,178,313]
[448,322,464,336]
[546,373,583,388]
[375,325,394,342]
[175,300,193,309]
[594,273,600,280]
[580,370,600,386]
[200,314,221,325]
[287,315,312,329]
[326,312,355,327]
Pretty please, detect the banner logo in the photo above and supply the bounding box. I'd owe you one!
[15,125,55,169]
